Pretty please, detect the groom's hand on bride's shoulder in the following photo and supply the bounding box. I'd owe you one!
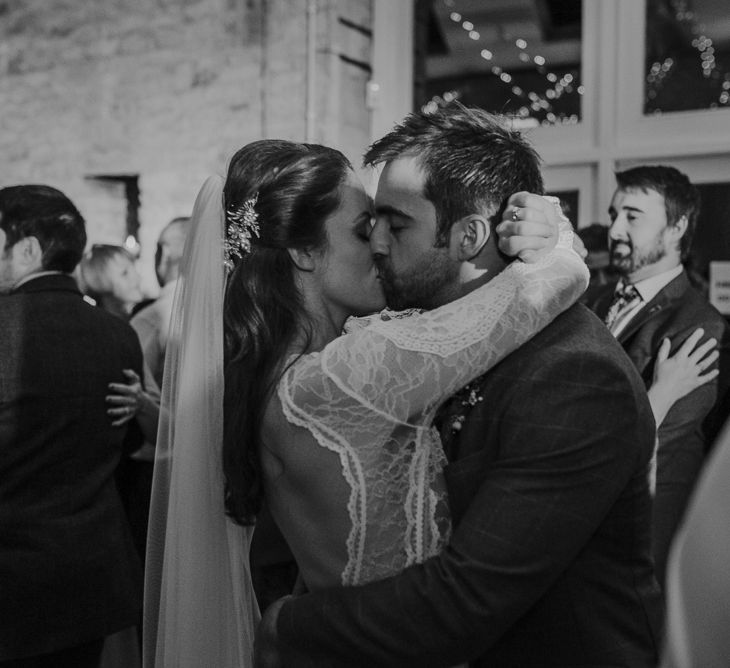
[255,595,291,668]
[497,191,563,263]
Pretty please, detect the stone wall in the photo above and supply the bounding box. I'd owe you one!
[0,0,373,293]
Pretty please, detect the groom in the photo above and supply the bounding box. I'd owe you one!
[256,106,663,666]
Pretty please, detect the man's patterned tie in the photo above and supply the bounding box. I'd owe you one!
[604,283,642,333]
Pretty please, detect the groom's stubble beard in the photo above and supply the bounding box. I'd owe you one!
[375,246,460,311]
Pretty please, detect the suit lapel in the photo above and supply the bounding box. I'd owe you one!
[617,272,690,345]
[588,282,618,321]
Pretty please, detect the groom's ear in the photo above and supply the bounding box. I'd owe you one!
[450,215,491,261]
[287,246,318,272]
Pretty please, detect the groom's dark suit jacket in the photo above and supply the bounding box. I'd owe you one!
[0,274,143,661]
[277,303,663,667]
[584,270,730,585]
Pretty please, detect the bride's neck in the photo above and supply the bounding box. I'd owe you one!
[290,283,348,355]
[289,314,341,355]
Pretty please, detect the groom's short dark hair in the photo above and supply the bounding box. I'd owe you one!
[364,103,544,246]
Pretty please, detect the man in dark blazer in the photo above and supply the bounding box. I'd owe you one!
[583,165,729,586]
[256,107,662,667]
[0,186,143,667]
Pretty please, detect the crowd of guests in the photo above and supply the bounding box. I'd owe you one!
[1,104,729,668]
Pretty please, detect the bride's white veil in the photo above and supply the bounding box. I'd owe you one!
[143,175,259,667]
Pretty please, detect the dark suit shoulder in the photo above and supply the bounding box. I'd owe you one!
[495,302,642,384]
[444,302,655,472]
[664,283,727,336]
[0,285,143,388]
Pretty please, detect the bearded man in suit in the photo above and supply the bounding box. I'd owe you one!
[256,106,663,667]
[0,185,143,667]
[583,165,729,586]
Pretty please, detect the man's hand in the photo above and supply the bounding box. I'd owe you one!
[255,595,292,668]
[497,191,566,263]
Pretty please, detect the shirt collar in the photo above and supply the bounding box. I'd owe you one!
[620,264,683,304]
[13,270,66,289]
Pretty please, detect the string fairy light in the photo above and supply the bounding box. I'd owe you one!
[424,1,582,126]
[646,0,730,111]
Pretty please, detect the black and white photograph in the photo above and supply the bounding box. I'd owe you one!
[2,2,730,666]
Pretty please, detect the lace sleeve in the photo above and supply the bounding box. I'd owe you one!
[285,235,588,425]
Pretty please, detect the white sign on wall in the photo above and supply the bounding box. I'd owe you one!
[709,261,730,315]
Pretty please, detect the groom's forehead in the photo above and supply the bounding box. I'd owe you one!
[375,183,424,210]
[378,156,426,188]
[376,158,428,206]
[373,189,436,228]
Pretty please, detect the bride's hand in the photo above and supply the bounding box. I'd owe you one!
[106,368,142,427]
[648,328,719,428]
[496,191,566,263]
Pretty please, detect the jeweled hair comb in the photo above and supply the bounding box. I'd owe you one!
[224,193,260,271]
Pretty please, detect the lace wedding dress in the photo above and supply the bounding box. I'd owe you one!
[272,219,587,587]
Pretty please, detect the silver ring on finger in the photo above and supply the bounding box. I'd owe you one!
[511,207,520,222]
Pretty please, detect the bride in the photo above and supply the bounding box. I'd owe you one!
[143,139,588,667]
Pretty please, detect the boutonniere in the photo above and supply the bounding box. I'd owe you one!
[446,377,485,435]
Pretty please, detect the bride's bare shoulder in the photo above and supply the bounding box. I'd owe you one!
[260,392,338,479]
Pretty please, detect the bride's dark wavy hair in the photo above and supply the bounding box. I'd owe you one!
[222,139,352,525]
